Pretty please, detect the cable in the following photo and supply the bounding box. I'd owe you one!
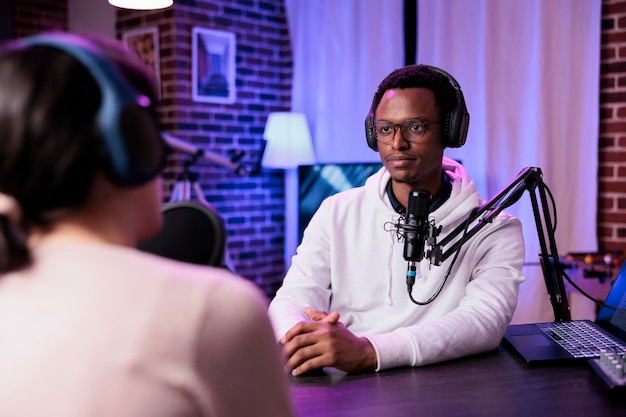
[541,181,558,233]
[561,269,605,310]
[540,181,607,312]
[406,208,477,305]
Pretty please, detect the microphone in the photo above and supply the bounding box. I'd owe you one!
[403,189,431,262]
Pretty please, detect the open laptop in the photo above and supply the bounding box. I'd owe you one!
[504,261,626,363]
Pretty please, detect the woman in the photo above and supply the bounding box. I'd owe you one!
[0,32,295,417]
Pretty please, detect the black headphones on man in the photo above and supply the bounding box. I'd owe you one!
[21,32,166,187]
[364,64,470,151]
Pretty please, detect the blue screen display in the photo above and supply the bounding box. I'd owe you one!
[596,263,626,340]
[297,163,382,245]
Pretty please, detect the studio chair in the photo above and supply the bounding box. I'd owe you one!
[137,200,227,267]
[138,151,234,269]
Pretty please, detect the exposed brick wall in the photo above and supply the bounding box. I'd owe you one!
[115,0,292,297]
[10,0,67,38]
[600,0,626,255]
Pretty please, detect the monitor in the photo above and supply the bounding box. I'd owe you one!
[297,162,383,244]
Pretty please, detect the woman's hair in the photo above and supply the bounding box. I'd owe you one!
[0,32,159,273]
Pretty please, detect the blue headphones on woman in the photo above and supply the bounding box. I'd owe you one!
[21,32,166,186]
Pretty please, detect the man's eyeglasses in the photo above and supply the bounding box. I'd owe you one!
[374,119,440,144]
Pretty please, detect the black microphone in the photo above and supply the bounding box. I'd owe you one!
[403,189,431,262]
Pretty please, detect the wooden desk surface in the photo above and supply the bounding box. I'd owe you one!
[289,342,626,417]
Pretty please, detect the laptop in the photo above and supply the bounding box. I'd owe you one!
[504,261,626,363]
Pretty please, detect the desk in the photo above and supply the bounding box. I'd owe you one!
[289,341,626,417]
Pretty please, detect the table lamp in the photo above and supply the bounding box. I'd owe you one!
[262,112,316,269]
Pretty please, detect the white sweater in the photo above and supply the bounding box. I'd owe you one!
[269,157,525,370]
[0,240,295,417]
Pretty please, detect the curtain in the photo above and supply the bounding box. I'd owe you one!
[420,0,601,323]
[285,0,405,163]
[285,0,601,323]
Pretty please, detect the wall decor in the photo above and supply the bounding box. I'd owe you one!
[192,27,236,104]
[122,27,160,96]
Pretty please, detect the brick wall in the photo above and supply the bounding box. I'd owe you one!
[600,0,626,255]
[10,0,67,38]
[115,0,292,296]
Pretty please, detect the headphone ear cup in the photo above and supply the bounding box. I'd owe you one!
[423,65,469,148]
[442,113,453,148]
[450,98,470,148]
[443,93,469,148]
[365,111,378,151]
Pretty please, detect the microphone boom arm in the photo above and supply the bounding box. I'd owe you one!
[428,167,571,322]
[162,132,266,175]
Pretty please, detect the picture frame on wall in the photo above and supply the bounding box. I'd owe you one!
[192,27,236,104]
[122,27,161,96]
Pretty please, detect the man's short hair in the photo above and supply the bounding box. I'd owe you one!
[371,64,459,123]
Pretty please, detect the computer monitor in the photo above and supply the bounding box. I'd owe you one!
[297,162,383,244]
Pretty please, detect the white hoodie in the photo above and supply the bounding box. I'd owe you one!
[269,157,525,370]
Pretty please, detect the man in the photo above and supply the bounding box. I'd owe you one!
[268,64,525,376]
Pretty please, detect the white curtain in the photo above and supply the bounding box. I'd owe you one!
[285,0,601,323]
[283,0,404,265]
[418,0,601,323]
[285,0,404,163]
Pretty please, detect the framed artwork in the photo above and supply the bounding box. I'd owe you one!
[192,27,236,104]
[122,27,160,95]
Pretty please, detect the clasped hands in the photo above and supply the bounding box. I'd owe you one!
[279,307,377,376]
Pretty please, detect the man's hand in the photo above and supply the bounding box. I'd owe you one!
[280,308,377,376]
[303,307,340,323]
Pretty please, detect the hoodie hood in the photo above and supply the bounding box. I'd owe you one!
[365,156,480,227]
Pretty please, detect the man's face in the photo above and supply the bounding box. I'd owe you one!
[375,87,445,188]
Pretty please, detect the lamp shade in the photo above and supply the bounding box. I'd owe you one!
[262,112,315,169]
[108,0,173,10]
